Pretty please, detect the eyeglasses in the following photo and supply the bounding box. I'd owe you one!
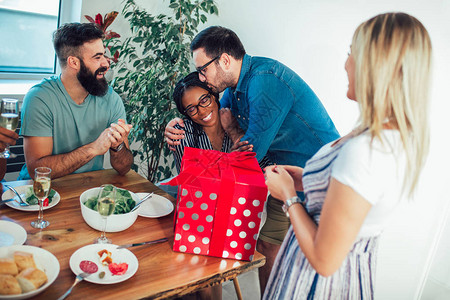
[184,93,213,116]
[196,55,220,76]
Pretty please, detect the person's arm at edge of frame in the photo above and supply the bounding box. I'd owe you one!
[264,165,372,277]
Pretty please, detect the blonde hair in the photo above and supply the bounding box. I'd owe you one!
[351,12,432,197]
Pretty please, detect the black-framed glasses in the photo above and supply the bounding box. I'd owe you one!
[184,93,213,116]
[196,55,220,76]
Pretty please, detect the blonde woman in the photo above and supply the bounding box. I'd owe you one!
[263,12,431,299]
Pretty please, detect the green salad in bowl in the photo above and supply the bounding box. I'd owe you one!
[83,186,136,214]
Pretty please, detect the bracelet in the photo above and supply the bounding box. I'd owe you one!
[110,142,124,152]
[282,196,304,217]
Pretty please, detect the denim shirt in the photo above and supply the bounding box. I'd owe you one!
[221,54,340,168]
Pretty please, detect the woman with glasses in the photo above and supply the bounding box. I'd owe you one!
[172,71,269,172]
[263,12,431,299]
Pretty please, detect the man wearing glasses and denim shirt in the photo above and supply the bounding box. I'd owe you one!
[164,26,340,294]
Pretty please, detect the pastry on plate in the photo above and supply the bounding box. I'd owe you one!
[0,274,21,295]
[16,268,47,293]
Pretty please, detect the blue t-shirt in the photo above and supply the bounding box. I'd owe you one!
[18,75,126,179]
[221,54,340,168]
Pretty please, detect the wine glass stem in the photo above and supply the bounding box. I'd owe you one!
[101,216,107,239]
[38,198,44,223]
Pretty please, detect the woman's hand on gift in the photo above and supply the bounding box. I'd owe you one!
[164,117,185,151]
[230,139,254,152]
[264,165,297,202]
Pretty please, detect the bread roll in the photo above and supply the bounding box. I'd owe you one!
[0,274,21,295]
[14,251,36,272]
[16,268,47,293]
[0,258,18,275]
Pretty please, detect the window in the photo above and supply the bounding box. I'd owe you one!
[0,0,60,75]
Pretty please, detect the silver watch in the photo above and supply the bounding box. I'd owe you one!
[110,142,124,152]
[282,196,303,217]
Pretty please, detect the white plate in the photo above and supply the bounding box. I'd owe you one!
[69,244,138,284]
[2,185,60,212]
[0,220,27,247]
[136,193,174,218]
[0,245,60,300]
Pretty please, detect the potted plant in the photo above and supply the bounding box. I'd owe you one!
[111,0,218,182]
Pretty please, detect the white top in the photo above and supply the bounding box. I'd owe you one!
[331,130,407,237]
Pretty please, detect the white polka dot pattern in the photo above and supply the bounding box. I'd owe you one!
[173,180,268,261]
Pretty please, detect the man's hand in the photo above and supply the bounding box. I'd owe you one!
[164,117,185,151]
[219,108,245,143]
[92,128,114,155]
[230,139,254,152]
[109,119,133,149]
[0,127,19,152]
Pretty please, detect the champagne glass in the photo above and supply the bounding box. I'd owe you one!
[95,184,116,244]
[30,167,52,229]
[0,98,19,159]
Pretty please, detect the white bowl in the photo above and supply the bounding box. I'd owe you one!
[80,187,141,233]
[0,245,60,300]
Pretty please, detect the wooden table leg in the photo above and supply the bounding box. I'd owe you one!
[233,278,243,300]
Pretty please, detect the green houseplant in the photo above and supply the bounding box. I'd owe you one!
[112,0,218,182]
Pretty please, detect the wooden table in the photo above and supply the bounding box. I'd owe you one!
[0,169,265,299]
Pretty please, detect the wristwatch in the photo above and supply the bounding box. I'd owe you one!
[110,142,124,152]
[282,196,304,217]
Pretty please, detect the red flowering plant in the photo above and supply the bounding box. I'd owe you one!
[85,11,121,63]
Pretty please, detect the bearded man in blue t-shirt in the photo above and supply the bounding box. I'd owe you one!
[165,26,340,294]
[19,23,133,180]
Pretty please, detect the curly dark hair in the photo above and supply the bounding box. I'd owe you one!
[172,72,220,148]
[53,22,104,68]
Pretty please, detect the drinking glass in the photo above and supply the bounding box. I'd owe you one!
[0,98,19,159]
[30,167,52,229]
[95,184,116,244]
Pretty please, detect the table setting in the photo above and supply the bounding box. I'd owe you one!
[0,169,265,299]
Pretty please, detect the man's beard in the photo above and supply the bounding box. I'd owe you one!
[77,59,109,96]
[208,65,233,94]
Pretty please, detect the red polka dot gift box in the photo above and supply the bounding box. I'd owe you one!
[163,147,268,261]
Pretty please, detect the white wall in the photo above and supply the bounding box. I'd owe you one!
[82,0,450,298]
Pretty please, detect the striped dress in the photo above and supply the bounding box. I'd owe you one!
[263,132,384,300]
[173,119,271,172]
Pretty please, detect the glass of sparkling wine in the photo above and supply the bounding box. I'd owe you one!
[95,184,116,244]
[0,98,19,159]
[30,167,52,229]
